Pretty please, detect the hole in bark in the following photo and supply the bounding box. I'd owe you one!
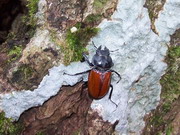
[0,0,26,44]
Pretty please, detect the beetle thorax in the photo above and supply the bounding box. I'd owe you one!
[92,46,114,71]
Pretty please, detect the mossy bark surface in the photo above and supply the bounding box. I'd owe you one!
[142,29,180,135]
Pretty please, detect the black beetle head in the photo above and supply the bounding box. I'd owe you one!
[92,45,114,70]
[96,46,110,56]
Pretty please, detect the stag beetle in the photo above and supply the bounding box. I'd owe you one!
[64,42,121,106]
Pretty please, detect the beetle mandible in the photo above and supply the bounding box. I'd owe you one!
[64,42,121,106]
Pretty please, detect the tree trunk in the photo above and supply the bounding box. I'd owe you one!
[19,82,117,135]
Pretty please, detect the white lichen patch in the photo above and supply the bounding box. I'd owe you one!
[89,0,180,134]
[0,62,90,120]
[155,0,180,42]
[19,29,52,63]
[0,0,180,135]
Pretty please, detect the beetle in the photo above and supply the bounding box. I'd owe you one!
[64,43,121,106]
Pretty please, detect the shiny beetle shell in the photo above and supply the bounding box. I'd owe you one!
[88,69,112,99]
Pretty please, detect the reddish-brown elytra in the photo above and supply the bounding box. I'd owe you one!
[64,42,121,106]
[88,69,112,99]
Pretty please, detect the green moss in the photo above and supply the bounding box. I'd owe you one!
[12,65,34,83]
[21,0,39,35]
[162,102,171,113]
[150,115,164,127]
[27,0,39,18]
[26,0,39,27]
[147,46,180,134]
[161,46,180,103]
[8,45,23,62]
[93,0,109,11]
[0,112,23,135]
[166,125,173,135]
[84,14,102,25]
[62,23,100,65]
[49,23,100,65]
[7,32,16,39]
[21,65,34,80]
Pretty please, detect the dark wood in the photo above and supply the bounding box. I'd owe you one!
[19,82,117,135]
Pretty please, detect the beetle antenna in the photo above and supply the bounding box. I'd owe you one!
[92,41,98,49]
[110,49,119,53]
[92,41,103,50]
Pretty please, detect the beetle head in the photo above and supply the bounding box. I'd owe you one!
[96,46,110,56]
[92,45,114,70]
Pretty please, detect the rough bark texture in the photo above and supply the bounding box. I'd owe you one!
[142,97,180,135]
[47,0,88,31]
[0,0,118,92]
[144,0,166,33]
[19,82,117,135]
[142,29,180,135]
[46,0,118,31]
[1,0,179,134]
[0,0,61,91]
[163,97,180,135]
[0,0,28,92]
[170,29,180,46]
[0,0,24,44]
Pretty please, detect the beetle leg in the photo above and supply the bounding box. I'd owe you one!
[111,70,121,83]
[80,82,88,97]
[82,81,88,89]
[63,69,91,76]
[109,84,118,107]
[82,53,94,66]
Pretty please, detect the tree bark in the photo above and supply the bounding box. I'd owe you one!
[19,82,117,135]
